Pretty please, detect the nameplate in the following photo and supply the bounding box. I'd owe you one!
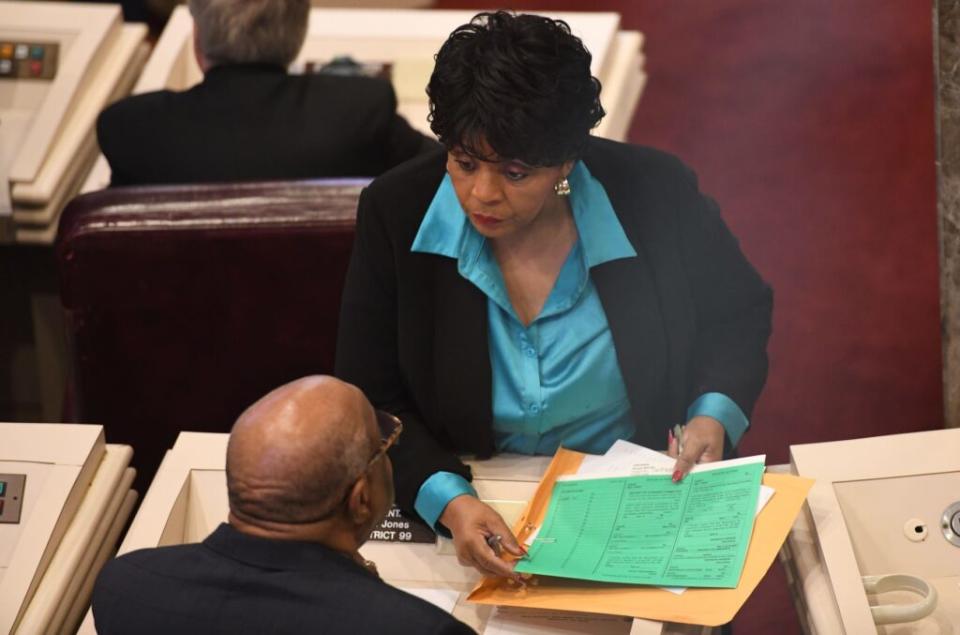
[368,505,435,543]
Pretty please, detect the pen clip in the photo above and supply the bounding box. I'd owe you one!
[485,533,503,557]
[672,424,685,457]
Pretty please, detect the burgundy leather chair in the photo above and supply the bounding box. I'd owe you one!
[56,179,367,493]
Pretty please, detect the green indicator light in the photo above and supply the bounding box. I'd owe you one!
[0,481,6,496]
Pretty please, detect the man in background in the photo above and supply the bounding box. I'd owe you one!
[92,376,474,634]
[97,0,434,186]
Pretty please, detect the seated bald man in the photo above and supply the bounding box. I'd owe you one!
[91,376,474,635]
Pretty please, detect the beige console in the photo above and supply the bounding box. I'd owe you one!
[0,1,148,244]
[83,6,646,191]
[781,429,960,634]
[0,422,136,634]
[78,432,711,635]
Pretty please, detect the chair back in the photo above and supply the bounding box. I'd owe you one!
[56,179,367,490]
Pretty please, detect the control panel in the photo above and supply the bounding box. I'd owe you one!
[0,41,58,80]
[0,473,26,523]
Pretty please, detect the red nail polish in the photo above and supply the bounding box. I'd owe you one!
[672,470,682,483]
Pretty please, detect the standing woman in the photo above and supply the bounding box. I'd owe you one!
[336,11,772,581]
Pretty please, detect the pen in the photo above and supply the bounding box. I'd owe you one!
[672,423,685,457]
[486,534,503,557]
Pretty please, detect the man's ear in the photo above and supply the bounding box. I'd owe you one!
[346,476,373,526]
[192,26,210,73]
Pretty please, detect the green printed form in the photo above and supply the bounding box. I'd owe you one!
[514,462,764,588]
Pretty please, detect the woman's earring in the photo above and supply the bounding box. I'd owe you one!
[554,178,571,196]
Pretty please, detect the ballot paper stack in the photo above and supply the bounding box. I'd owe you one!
[467,443,814,626]
[513,441,773,591]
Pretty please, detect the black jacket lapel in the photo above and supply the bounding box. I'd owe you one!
[585,139,671,445]
[430,257,495,456]
[592,253,669,444]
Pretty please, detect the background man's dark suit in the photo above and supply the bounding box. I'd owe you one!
[92,523,474,634]
[97,64,435,186]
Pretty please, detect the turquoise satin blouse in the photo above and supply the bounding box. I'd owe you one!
[409,161,748,530]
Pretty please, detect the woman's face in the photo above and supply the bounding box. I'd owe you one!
[446,141,573,240]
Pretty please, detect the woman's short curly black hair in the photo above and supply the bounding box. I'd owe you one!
[427,11,605,167]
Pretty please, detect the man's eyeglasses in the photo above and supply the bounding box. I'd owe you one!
[367,410,402,469]
[307,410,401,523]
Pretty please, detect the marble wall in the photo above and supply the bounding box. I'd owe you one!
[938,0,960,428]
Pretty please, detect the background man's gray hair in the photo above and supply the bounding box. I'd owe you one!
[189,0,310,68]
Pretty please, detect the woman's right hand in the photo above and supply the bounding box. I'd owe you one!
[439,495,525,581]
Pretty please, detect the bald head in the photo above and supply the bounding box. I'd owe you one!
[226,376,379,526]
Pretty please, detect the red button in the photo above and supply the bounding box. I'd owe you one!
[29,60,42,76]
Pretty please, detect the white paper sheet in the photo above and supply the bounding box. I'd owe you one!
[576,439,674,476]
[571,439,767,481]
[483,606,633,635]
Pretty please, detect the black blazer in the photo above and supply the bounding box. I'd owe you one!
[335,138,773,515]
[92,523,475,634]
[97,63,436,186]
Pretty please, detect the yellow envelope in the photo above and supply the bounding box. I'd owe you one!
[467,448,814,626]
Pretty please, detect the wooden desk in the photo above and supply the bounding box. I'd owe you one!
[0,423,135,634]
[778,429,960,634]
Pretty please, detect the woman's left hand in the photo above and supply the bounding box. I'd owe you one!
[668,415,725,482]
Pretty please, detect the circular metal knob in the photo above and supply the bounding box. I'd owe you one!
[942,502,960,547]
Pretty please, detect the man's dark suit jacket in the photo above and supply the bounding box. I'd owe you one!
[92,523,474,634]
[335,138,774,516]
[96,63,434,186]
